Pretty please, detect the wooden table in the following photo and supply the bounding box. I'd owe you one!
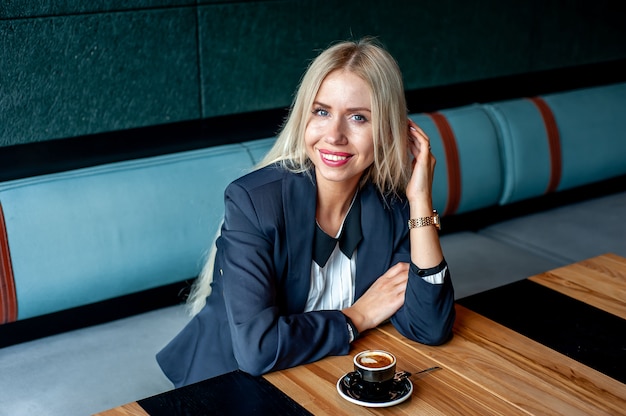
[97,253,626,415]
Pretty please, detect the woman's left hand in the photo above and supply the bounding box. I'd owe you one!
[406,119,436,206]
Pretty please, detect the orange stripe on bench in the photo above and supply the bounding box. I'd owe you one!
[0,203,18,324]
[528,96,562,193]
[427,112,461,215]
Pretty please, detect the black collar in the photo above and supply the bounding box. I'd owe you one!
[312,195,363,268]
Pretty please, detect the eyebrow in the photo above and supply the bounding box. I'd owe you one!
[313,101,371,113]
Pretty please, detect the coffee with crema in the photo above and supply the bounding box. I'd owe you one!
[356,352,394,368]
[347,350,397,388]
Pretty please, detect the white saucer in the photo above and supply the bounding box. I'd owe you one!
[336,373,413,408]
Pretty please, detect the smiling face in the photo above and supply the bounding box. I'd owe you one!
[305,69,375,193]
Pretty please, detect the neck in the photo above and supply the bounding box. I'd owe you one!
[315,178,359,236]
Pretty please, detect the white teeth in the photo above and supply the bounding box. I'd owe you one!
[322,153,347,161]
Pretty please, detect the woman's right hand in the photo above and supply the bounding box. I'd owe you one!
[342,262,409,333]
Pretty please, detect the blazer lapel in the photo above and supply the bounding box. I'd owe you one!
[283,171,317,313]
[355,185,394,298]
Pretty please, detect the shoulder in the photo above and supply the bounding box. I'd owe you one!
[225,164,314,205]
[221,164,315,237]
[230,164,285,191]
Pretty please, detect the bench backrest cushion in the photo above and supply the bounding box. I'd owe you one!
[483,98,554,204]
[0,143,255,321]
[410,104,503,216]
[240,137,277,165]
[545,82,626,191]
[486,82,626,204]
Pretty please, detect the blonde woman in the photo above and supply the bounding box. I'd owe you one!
[157,37,455,387]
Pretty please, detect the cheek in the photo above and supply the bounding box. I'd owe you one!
[303,126,315,149]
[358,134,376,163]
[306,119,323,133]
[303,127,318,159]
[304,122,324,147]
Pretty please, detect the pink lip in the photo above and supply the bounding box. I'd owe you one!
[318,149,353,167]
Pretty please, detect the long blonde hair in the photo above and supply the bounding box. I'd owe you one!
[187,37,410,315]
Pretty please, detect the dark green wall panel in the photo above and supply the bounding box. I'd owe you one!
[0,1,193,19]
[529,0,626,68]
[0,9,199,146]
[198,0,353,117]
[1,0,625,148]
[390,1,534,87]
[197,0,559,117]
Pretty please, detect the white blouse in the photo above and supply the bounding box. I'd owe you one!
[304,197,445,313]
[304,245,446,312]
[304,226,357,312]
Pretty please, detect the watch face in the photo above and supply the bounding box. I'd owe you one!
[433,211,441,230]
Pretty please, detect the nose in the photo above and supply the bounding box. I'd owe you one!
[324,117,348,145]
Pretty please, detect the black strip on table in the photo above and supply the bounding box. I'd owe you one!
[138,370,313,416]
[457,279,626,384]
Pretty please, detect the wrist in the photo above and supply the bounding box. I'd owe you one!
[343,315,360,343]
[408,209,441,230]
[342,308,366,334]
[408,196,433,214]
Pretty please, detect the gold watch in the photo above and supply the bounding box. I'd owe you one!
[408,210,440,230]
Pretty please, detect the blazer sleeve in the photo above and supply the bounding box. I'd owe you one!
[218,181,350,376]
[386,206,456,345]
[391,260,456,345]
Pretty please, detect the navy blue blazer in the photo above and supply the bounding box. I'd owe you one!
[157,165,455,387]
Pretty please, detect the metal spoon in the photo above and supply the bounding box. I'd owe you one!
[394,366,442,382]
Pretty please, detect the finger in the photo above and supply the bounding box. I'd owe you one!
[385,265,410,282]
[408,125,431,154]
[408,120,429,139]
[388,262,410,274]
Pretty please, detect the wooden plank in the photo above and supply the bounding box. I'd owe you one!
[94,401,147,416]
[379,306,626,416]
[529,253,626,319]
[265,328,524,415]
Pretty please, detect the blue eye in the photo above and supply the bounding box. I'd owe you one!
[352,114,368,122]
[313,108,329,117]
